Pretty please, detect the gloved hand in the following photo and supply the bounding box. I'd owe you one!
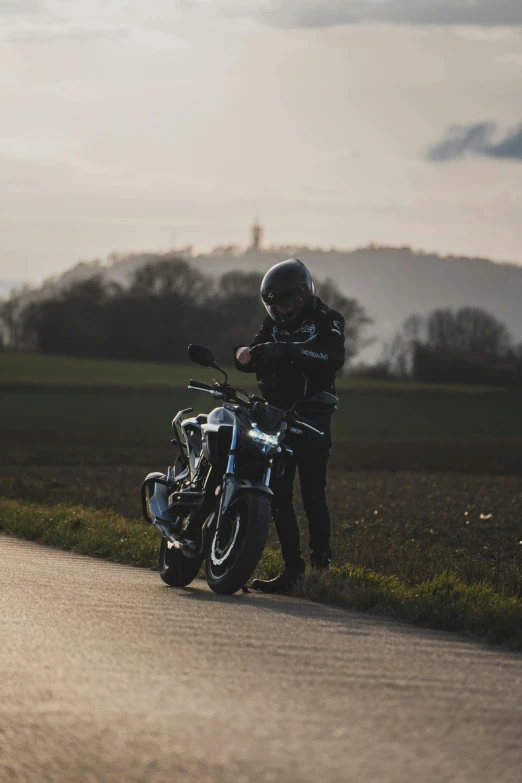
[250,342,290,364]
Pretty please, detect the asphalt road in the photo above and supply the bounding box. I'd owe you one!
[1,535,522,783]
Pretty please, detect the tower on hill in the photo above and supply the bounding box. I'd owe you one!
[251,220,263,250]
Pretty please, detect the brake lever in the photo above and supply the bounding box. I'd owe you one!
[294,420,324,436]
[285,414,323,437]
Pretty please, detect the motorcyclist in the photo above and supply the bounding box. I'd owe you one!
[233,258,345,593]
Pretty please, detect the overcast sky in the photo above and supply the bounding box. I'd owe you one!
[1,0,522,283]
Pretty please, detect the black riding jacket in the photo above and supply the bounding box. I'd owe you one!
[234,297,345,409]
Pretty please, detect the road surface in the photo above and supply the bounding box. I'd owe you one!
[1,534,521,783]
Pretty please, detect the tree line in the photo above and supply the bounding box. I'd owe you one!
[375,307,522,386]
[2,258,521,385]
[0,258,371,368]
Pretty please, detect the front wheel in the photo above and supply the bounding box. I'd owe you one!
[159,538,203,587]
[205,491,271,595]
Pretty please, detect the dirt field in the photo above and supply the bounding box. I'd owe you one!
[2,462,521,596]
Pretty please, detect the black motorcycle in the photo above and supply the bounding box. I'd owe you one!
[141,344,337,595]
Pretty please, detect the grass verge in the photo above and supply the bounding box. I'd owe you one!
[258,549,522,650]
[2,497,521,650]
[0,498,159,568]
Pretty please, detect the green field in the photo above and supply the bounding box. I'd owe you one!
[2,387,522,442]
[2,349,521,442]
[0,349,248,388]
[0,349,505,393]
[2,349,522,472]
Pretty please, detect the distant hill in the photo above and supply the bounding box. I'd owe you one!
[8,245,522,360]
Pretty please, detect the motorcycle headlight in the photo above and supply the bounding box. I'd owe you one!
[247,424,282,455]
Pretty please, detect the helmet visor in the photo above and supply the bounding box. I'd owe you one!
[263,288,305,323]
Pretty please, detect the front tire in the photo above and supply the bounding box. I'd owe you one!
[205,491,271,595]
[159,539,202,587]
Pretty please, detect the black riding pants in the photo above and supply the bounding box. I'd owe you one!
[270,416,332,569]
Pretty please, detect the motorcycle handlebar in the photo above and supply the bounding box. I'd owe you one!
[188,379,214,392]
[188,379,251,405]
[187,382,323,435]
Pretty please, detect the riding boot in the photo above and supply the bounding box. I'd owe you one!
[251,565,305,594]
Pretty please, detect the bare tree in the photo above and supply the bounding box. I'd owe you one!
[0,286,40,350]
[382,313,424,377]
[315,278,374,361]
[130,258,208,304]
[426,307,512,357]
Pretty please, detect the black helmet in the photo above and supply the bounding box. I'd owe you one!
[261,258,315,325]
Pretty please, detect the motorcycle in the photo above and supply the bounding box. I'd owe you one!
[141,344,337,595]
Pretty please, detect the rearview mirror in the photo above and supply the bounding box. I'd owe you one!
[310,392,338,408]
[188,344,215,368]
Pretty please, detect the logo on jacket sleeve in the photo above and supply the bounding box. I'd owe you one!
[301,349,328,361]
[273,321,318,344]
[331,320,343,336]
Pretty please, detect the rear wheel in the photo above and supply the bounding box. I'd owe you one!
[159,539,202,587]
[205,491,271,595]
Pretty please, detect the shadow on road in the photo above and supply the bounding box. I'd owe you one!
[165,581,373,629]
[162,580,522,659]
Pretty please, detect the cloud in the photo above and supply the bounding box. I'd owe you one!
[452,26,521,41]
[487,126,522,160]
[0,1,189,44]
[214,0,522,28]
[0,0,40,13]
[0,0,132,43]
[495,51,522,65]
[427,123,522,162]
[4,0,522,36]
[0,24,128,43]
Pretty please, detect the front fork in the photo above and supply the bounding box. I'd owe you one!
[225,419,274,486]
[216,420,274,532]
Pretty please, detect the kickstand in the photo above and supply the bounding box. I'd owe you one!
[241,584,250,594]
